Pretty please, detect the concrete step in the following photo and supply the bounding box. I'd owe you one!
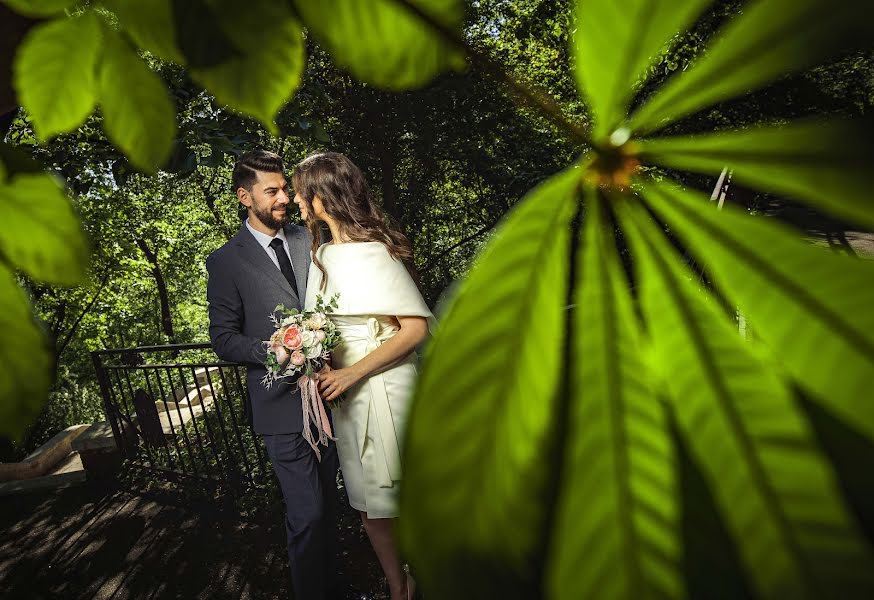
[0,451,86,496]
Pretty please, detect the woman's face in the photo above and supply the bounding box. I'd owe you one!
[293,192,327,221]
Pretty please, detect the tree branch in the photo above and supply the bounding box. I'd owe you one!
[57,269,113,359]
[392,0,592,146]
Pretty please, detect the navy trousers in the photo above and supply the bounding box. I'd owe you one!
[262,432,338,600]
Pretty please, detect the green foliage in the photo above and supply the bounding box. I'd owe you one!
[629,0,874,135]
[100,28,177,172]
[641,181,874,441]
[294,0,466,90]
[548,192,680,599]
[0,268,52,438]
[0,173,89,284]
[638,120,874,230]
[400,167,580,598]
[573,0,710,139]
[619,197,872,598]
[1,0,74,17]
[12,13,103,141]
[399,0,874,597]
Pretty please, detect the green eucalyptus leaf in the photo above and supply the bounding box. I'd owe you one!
[629,0,874,135]
[191,1,304,131]
[0,265,52,439]
[548,190,681,599]
[637,119,874,230]
[12,12,102,140]
[399,167,582,598]
[640,179,874,442]
[293,0,465,90]
[107,0,184,63]
[572,0,710,140]
[99,28,177,173]
[1,0,75,17]
[0,173,89,285]
[618,197,874,598]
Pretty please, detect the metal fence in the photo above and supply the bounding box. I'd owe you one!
[91,343,271,494]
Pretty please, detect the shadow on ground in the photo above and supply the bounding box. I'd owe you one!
[0,481,386,599]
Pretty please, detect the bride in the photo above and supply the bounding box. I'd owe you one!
[294,152,432,600]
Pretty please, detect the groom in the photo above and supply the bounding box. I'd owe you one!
[206,149,338,599]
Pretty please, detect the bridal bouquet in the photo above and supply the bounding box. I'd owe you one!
[262,293,340,459]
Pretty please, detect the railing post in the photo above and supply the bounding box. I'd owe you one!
[91,351,125,456]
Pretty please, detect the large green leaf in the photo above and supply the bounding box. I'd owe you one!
[2,0,75,17]
[399,167,582,598]
[638,119,874,230]
[572,0,710,140]
[108,0,184,63]
[641,180,874,442]
[629,0,874,135]
[547,190,680,599]
[0,266,52,439]
[12,12,102,140]
[99,28,177,173]
[0,173,89,285]
[293,0,465,90]
[191,1,304,131]
[108,0,239,68]
[618,197,874,598]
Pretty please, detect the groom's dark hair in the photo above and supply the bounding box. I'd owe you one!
[232,149,285,193]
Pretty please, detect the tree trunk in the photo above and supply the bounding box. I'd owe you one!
[134,239,175,343]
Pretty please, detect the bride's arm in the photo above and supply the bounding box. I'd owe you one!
[318,315,429,402]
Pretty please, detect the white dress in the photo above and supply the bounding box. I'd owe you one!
[304,242,434,518]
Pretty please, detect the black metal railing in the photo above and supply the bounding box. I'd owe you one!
[91,343,271,494]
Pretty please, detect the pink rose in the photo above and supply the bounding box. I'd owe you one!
[274,345,289,365]
[290,350,306,366]
[283,325,303,350]
[315,329,326,342]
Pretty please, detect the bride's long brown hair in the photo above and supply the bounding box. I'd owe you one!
[292,152,415,290]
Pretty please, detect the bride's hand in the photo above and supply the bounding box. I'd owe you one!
[317,366,360,402]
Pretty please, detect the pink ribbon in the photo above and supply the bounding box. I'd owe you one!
[299,374,335,461]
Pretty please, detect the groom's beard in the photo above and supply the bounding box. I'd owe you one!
[253,204,289,230]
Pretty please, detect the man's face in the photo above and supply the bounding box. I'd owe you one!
[242,170,290,230]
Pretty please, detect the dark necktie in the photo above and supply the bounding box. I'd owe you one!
[268,238,299,297]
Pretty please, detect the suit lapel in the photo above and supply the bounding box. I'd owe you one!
[234,225,298,302]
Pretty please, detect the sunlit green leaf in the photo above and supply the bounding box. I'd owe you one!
[399,167,582,598]
[638,119,874,230]
[0,173,89,285]
[1,0,75,17]
[107,0,183,63]
[572,0,709,140]
[548,190,680,599]
[0,266,52,440]
[293,0,465,90]
[618,196,874,598]
[629,0,874,135]
[640,179,874,443]
[191,1,304,131]
[12,12,102,140]
[99,28,177,173]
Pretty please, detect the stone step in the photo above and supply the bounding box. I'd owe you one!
[0,451,86,496]
[0,425,89,483]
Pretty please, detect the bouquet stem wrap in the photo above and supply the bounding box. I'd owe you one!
[299,374,335,461]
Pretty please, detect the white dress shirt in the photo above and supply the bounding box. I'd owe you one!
[245,218,295,275]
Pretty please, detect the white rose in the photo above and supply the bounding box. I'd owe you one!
[306,313,327,329]
[301,330,317,348]
[305,342,323,359]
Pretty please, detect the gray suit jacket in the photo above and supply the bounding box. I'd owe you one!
[206,222,312,434]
